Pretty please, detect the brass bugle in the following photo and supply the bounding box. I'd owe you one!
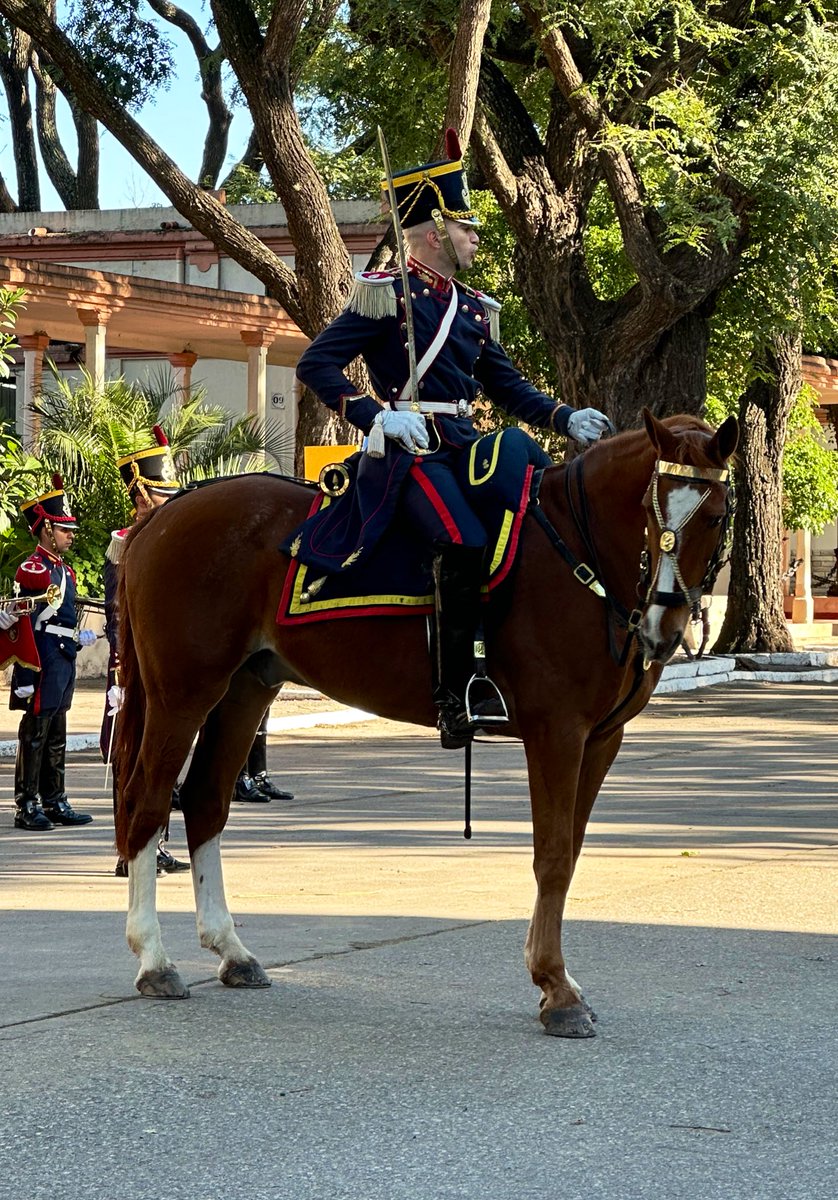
[0,582,62,614]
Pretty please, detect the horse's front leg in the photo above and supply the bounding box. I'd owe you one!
[127,832,190,998]
[523,724,624,1037]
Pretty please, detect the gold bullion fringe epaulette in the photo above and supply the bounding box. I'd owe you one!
[345,271,397,320]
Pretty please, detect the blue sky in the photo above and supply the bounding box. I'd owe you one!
[0,1,253,213]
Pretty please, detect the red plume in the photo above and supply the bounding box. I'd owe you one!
[444,128,462,161]
[51,472,64,490]
[152,424,169,447]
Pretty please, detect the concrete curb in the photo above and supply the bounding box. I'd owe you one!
[2,654,837,756]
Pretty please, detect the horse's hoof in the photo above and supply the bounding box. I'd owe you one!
[541,1003,597,1038]
[219,956,271,988]
[135,967,190,999]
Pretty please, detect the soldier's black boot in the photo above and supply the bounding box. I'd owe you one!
[13,713,53,830]
[431,543,508,750]
[40,712,93,826]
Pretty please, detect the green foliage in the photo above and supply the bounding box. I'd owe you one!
[223,164,279,206]
[0,286,26,378]
[64,0,175,110]
[781,387,838,532]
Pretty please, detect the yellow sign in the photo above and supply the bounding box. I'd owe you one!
[303,444,358,482]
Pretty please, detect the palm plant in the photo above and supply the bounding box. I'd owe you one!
[28,365,294,593]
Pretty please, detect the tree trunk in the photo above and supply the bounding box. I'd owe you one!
[72,105,99,209]
[146,0,232,189]
[713,333,801,654]
[0,29,40,210]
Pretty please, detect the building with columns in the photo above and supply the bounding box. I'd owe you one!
[0,201,385,473]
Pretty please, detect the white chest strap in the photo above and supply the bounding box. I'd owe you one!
[398,286,459,402]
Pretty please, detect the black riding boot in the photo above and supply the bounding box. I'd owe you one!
[432,543,508,750]
[40,712,93,826]
[13,712,53,831]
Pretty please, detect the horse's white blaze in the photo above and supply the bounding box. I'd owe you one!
[192,835,252,967]
[126,832,169,977]
[643,484,697,647]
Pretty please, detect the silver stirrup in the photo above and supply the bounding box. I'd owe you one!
[464,674,509,724]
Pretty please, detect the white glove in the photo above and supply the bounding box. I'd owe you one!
[78,629,97,647]
[0,609,19,630]
[107,684,124,716]
[14,685,35,699]
[567,407,614,446]
[377,410,430,453]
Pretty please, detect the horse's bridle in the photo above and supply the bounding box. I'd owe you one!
[639,459,733,613]
[530,452,734,664]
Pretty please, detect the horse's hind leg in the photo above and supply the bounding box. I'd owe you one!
[181,661,279,989]
[122,718,199,999]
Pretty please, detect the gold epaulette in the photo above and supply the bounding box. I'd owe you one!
[345,271,397,320]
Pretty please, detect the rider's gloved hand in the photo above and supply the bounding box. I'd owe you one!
[567,407,614,446]
[0,609,19,631]
[377,410,430,453]
[14,684,35,699]
[78,628,97,647]
[107,684,124,716]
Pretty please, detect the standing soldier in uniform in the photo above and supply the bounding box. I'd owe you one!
[286,130,612,748]
[2,475,95,830]
[102,426,189,875]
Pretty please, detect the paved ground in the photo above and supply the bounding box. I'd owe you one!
[0,680,836,1199]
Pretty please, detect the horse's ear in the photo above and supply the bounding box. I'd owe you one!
[642,407,679,460]
[707,414,739,465]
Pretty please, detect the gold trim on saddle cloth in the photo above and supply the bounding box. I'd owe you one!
[657,460,730,483]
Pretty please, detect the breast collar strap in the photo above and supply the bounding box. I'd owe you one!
[529,466,642,665]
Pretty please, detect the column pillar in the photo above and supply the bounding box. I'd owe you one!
[241,330,272,462]
[791,528,814,624]
[76,306,110,390]
[167,350,198,400]
[17,331,50,448]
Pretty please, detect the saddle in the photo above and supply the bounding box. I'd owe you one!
[277,458,539,626]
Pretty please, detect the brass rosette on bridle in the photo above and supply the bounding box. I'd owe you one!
[319,462,351,498]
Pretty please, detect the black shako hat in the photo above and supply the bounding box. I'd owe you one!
[21,473,78,532]
[382,128,478,229]
[117,425,180,500]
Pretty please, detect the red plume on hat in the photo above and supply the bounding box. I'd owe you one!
[52,472,64,490]
[152,424,169,447]
[444,128,462,160]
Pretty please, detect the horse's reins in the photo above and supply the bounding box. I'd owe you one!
[530,460,643,666]
[530,454,733,665]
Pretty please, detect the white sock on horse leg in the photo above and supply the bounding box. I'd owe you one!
[192,835,252,965]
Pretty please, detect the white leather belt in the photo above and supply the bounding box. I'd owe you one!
[393,400,473,417]
[43,623,77,640]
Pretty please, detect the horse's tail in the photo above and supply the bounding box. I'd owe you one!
[113,522,149,858]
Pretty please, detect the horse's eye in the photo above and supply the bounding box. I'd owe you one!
[708,515,724,527]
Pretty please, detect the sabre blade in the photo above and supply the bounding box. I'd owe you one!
[378,126,420,409]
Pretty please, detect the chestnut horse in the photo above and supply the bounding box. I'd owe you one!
[115,409,737,1037]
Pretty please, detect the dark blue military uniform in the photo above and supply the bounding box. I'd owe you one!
[10,546,79,716]
[285,259,564,573]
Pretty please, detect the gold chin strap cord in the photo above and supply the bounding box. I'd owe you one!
[431,208,460,269]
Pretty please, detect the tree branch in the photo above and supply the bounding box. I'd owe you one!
[0,0,304,322]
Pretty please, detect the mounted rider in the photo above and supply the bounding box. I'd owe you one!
[284,129,612,748]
